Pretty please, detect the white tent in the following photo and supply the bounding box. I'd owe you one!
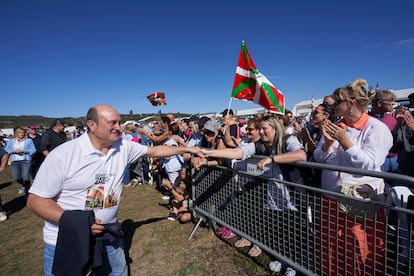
[0,128,14,137]
[292,88,414,116]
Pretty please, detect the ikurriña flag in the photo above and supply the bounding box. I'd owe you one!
[231,41,285,114]
[147,92,167,106]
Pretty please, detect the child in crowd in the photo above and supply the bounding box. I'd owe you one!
[162,178,192,223]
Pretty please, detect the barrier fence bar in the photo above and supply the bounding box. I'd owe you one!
[189,157,414,275]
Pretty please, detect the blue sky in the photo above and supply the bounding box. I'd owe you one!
[1,0,413,118]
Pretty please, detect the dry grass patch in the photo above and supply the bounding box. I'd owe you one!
[0,166,272,275]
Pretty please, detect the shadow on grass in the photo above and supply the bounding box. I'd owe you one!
[121,217,166,269]
[0,181,12,190]
[3,194,27,216]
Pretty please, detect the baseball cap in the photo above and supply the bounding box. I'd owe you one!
[203,120,219,133]
[221,109,234,116]
[52,119,66,127]
[198,117,210,129]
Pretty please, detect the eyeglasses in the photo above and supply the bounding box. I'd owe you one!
[246,127,256,132]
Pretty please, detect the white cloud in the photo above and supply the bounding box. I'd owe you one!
[392,38,414,51]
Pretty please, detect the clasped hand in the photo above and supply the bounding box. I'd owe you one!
[321,120,346,142]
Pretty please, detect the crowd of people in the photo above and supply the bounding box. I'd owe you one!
[0,79,413,274]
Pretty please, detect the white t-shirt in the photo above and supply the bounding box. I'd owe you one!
[29,132,148,245]
[14,140,25,161]
[161,138,183,172]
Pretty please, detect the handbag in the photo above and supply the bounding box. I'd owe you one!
[337,183,379,219]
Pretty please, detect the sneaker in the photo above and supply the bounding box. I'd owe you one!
[18,187,25,194]
[269,261,282,273]
[161,195,170,200]
[217,226,227,234]
[167,212,176,221]
[248,245,262,257]
[285,267,296,276]
[234,238,251,248]
[220,229,236,239]
[129,178,139,187]
[0,211,7,222]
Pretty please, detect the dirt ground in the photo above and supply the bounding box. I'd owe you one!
[0,166,272,275]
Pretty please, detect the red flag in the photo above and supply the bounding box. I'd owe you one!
[231,41,285,114]
[147,92,167,106]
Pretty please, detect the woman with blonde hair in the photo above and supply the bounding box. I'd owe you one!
[201,115,306,273]
[5,127,36,194]
[313,79,393,275]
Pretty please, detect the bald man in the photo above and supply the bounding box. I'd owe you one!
[27,105,201,275]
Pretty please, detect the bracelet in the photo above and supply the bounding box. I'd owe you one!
[271,155,275,163]
[205,159,209,167]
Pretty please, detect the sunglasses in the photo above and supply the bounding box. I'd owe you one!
[246,127,256,132]
[204,130,215,137]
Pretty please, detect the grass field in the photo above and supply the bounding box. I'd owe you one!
[0,165,272,275]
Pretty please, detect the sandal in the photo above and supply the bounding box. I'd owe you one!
[234,238,251,248]
[248,245,262,257]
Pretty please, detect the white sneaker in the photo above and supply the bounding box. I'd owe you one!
[18,187,25,194]
[269,261,282,272]
[0,211,7,222]
[285,267,296,276]
[161,195,170,200]
[129,178,139,187]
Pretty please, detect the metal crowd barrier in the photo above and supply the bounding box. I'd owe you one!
[188,157,414,275]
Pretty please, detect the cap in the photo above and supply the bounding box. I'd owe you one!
[28,125,37,129]
[221,108,234,116]
[188,115,199,122]
[198,117,210,129]
[203,120,218,133]
[52,119,66,127]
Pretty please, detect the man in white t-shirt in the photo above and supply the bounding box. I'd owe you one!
[27,104,201,276]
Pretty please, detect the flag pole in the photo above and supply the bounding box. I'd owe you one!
[222,97,234,135]
[226,97,233,117]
